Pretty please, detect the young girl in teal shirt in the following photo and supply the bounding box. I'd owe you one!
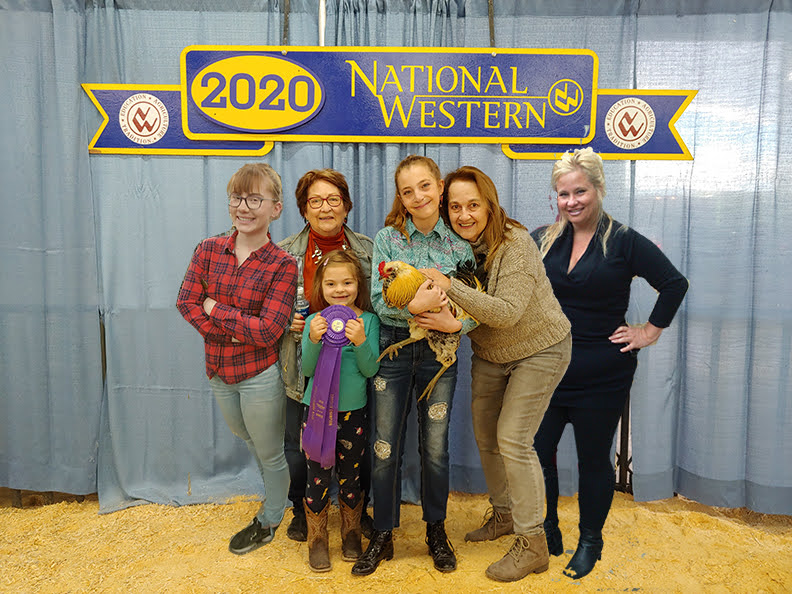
[300,250,380,572]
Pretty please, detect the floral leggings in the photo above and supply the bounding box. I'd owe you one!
[303,407,367,514]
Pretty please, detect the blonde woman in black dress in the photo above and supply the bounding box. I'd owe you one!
[533,148,688,580]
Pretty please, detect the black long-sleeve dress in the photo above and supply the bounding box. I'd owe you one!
[533,218,688,409]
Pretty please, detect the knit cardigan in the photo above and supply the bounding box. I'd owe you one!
[446,226,570,364]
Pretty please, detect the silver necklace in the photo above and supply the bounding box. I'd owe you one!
[310,240,349,264]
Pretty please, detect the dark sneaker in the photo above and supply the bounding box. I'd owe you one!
[229,517,274,555]
[287,507,307,542]
[426,521,457,572]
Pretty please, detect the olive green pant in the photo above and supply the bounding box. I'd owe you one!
[470,333,571,535]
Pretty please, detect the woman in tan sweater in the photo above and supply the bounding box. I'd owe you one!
[420,166,571,583]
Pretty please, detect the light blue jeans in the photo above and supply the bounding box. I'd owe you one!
[209,364,289,529]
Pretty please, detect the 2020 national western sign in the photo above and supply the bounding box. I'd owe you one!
[82,46,696,160]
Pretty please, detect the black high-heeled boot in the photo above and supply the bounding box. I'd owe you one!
[563,527,603,580]
[351,530,393,576]
[543,519,564,556]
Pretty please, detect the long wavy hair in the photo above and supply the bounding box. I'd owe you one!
[384,154,443,240]
[441,166,525,271]
[539,147,620,258]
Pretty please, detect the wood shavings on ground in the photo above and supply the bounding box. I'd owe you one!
[1,489,790,593]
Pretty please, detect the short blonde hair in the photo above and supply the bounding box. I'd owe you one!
[540,147,620,258]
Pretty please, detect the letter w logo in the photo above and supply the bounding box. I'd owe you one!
[617,111,645,139]
[132,107,158,134]
[553,84,580,113]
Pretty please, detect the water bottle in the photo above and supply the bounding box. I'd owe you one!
[292,285,310,339]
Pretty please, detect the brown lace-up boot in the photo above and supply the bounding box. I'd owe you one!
[485,533,550,582]
[339,497,364,561]
[464,507,514,542]
[304,500,331,572]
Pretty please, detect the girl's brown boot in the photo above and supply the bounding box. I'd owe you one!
[339,497,364,561]
[304,500,331,572]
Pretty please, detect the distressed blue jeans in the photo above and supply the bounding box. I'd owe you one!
[209,363,289,529]
[371,325,458,531]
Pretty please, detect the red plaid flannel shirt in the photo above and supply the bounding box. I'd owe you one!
[177,231,297,384]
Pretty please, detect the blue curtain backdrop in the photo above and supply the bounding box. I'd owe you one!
[1,0,790,516]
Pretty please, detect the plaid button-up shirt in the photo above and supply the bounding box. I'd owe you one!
[177,231,297,384]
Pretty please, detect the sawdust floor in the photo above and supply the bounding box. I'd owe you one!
[1,488,790,593]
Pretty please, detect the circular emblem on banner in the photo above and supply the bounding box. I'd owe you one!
[331,319,345,333]
[548,79,584,116]
[118,93,169,145]
[604,97,656,150]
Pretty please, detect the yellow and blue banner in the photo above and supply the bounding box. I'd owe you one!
[83,46,695,160]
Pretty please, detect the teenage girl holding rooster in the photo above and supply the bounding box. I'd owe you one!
[352,155,476,576]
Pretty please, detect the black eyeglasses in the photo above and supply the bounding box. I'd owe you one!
[228,194,278,210]
[307,194,343,209]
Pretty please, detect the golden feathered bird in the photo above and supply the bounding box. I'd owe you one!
[377,259,484,401]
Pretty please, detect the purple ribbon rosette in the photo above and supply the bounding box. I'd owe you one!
[302,305,358,468]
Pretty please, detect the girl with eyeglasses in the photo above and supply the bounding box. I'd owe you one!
[277,169,375,544]
[177,162,297,554]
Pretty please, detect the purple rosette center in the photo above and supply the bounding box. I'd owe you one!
[320,304,357,347]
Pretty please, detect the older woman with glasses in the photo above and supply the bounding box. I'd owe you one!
[278,169,375,547]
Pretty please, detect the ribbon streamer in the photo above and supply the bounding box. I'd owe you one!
[302,305,357,468]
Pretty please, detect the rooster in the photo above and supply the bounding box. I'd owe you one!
[377,260,483,401]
